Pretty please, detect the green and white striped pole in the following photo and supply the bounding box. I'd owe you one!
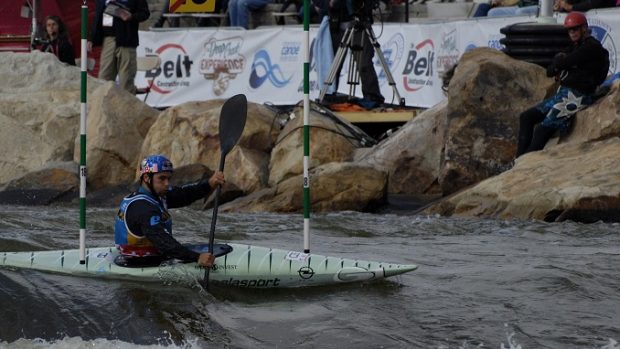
[79,1,88,264]
[303,0,311,254]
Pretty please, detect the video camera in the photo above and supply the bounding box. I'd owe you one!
[350,0,380,21]
[32,37,50,45]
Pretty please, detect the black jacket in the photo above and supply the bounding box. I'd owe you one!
[547,35,609,94]
[91,0,150,48]
[41,38,76,66]
[566,0,616,12]
[125,181,215,262]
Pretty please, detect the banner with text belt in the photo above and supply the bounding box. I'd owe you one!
[137,9,620,108]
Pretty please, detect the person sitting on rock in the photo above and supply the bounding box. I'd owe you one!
[114,154,225,267]
[516,12,609,158]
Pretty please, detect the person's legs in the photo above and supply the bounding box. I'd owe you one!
[154,0,170,27]
[228,0,239,27]
[517,86,594,157]
[360,33,384,104]
[526,124,556,153]
[514,5,538,16]
[98,36,118,81]
[117,46,137,94]
[516,106,545,157]
[487,6,519,17]
[240,0,271,29]
[473,3,491,17]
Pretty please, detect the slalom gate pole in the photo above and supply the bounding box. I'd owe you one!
[79,1,88,264]
[302,0,311,254]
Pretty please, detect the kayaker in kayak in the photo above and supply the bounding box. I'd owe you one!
[114,154,225,267]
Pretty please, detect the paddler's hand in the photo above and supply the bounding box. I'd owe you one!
[208,171,225,189]
[198,252,215,267]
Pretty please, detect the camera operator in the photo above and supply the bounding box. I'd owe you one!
[328,0,384,108]
[37,15,76,66]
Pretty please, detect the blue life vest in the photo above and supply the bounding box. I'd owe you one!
[114,188,172,257]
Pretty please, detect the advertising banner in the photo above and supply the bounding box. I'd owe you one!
[137,10,620,108]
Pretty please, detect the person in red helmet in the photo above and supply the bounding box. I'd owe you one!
[114,155,225,267]
[516,12,609,157]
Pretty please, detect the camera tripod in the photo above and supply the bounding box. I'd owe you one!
[318,17,405,106]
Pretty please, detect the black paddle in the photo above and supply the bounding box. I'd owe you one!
[204,94,248,290]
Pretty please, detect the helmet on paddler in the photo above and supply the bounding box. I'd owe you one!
[139,155,173,178]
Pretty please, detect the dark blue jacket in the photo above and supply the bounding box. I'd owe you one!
[91,0,150,48]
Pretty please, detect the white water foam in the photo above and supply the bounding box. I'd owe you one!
[0,334,203,349]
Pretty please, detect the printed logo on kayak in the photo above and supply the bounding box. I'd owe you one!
[298,266,315,279]
[402,39,435,92]
[285,251,309,261]
[143,44,193,94]
[210,264,238,271]
[249,49,292,89]
[334,267,377,282]
[216,278,282,287]
[199,37,246,96]
[377,33,405,87]
[587,19,617,76]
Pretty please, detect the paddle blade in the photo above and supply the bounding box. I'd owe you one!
[219,94,248,156]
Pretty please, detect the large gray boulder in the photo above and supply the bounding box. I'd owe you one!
[0,51,102,186]
[439,48,557,195]
[356,100,447,196]
[74,82,159,189]
[140,100,278,194]
[222,162,387,212]
[0,161,78,205]
[562,81,620,144]
[426,137,620,222]
[268,105,368,186]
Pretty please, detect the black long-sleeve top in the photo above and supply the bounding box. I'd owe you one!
[546,35,609,94]
[566,0,616,12]
[41,38,76,66]
[91,0,150,48]
[124,181,214,262]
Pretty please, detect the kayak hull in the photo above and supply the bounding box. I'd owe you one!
[0,243,417,288]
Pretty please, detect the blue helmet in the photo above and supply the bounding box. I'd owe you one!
[139,155,174,176]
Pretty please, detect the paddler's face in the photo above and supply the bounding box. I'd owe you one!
[149,172,172,196]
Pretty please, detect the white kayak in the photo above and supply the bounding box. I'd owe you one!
[0,243,417,288]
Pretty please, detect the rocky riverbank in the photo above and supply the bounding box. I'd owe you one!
[0,49,618,223]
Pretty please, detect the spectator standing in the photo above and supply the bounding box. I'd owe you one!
[516,12,609,157]
[228,0,272,29]
[40,15,76,66]
[328,0,385,108]
[89,0,150,94]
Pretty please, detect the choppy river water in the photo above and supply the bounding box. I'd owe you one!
[0,205,618,349]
